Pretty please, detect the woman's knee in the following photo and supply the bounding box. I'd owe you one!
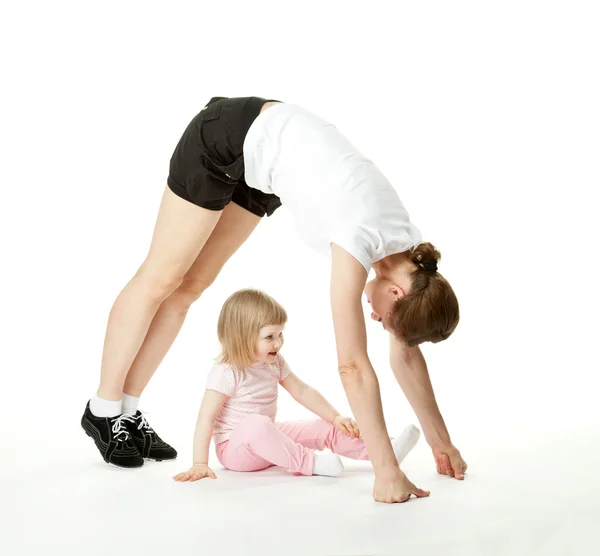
[132,267,185,303]
[169,276,212,307]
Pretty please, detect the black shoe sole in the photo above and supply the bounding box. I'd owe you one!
[81,421,144,469]
[145,455,178,462]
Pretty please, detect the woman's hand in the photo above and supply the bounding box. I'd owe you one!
[373,470,430,504]
[333,415,360,438]
[173,463,217,482]
[432,443,467,480]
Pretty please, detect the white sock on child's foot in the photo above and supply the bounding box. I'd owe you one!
[90,396,122,418]
[392,425,421,464]
[313,453,344,477]
[122,393,140,413]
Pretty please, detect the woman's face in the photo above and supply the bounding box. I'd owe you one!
[364,276,404,327]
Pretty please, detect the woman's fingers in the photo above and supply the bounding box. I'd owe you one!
[442,453,454,476]
[412,488,430,498]
[433,447,467,479]
[451,454,467,480]
[454,462,465,480]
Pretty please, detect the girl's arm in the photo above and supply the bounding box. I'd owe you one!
[280,372,339,422]
[173,388,228,482]
[193,388,229,464]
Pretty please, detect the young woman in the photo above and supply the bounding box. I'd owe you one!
[81,96,466,503]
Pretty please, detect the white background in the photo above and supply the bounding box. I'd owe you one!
[1,1,599,555]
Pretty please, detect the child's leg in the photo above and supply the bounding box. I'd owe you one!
[217,414,316,475]
[276,420,421,464]
[275,420,368,460]
[216,439,273,473]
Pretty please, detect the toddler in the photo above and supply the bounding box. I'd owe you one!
[174,289,420,481]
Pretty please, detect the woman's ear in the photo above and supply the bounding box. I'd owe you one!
[389,285,406,300]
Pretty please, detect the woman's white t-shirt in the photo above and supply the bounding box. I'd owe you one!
[243,103,422,273]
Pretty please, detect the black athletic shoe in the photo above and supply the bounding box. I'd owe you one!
[81,402,144,468]
[122,410,178,461]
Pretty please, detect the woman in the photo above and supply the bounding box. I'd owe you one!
[80,96,466,503]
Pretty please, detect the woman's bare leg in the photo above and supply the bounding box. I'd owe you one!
[96,186,222,400]
[122,201,261,397]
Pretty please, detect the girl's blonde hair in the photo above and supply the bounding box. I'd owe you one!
[217,289,287,369]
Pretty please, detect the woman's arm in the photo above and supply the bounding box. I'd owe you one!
[330,244,429,502]
[389,338,467,479]
[329,243,399,474]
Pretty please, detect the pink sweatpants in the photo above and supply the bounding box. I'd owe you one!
[215,414,369,476]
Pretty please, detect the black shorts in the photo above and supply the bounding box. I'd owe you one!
[167,96,283,217]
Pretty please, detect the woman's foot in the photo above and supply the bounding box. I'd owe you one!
[122,410,178,461]
[391,425,421,464]
[313,453,344,477]
[81,401,144,468]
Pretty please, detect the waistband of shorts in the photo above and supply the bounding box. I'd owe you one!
[240,97,282,139]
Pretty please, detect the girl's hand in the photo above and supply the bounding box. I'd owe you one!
[333,415,360,438]
[173,463,217,482]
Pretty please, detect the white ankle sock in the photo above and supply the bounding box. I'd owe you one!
[90,396,122,418]
[313,453,344,477]
[391,425,421,464]
[122,393,140,413]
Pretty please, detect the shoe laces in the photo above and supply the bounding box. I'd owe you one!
[124,409,155,434]
[110,413,136,442]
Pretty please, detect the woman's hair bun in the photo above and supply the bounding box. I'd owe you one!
[410,242,441,272]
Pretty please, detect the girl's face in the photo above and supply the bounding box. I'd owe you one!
[364,276,405,328]
[254,324,285,364]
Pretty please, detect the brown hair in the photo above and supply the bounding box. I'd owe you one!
[217,289,288,369]
[387,242,460,347]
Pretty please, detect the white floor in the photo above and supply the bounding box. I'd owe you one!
[2,422,599,556]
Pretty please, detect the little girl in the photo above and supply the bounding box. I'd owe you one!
[174,289,421,481]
